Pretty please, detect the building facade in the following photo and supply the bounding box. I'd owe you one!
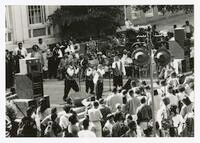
[5,5,60,50]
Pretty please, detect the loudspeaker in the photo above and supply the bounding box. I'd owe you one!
[19,58,42,74]
[154,48,171,66]
[174,28,185,48]
[12,99,37,118]
[132,48,150,66]
[15,72,43,99]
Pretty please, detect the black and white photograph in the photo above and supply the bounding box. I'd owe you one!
[4,4,196,139]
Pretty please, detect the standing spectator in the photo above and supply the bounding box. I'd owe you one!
[103,114,115,136]
[188,82,194,103]
[14,42,27,57]
[85,64,95,94]
[68,113,80,137]
[57,53,69,80]
[166,86,179,107]
[17,108,37,137]
[14,50,25,73]
[125,89,140,115]
[148,89,162,119]
[47,46,54,79]
[38,38,48,77]
[112,55,126,89]
[44,114,62,137]
[87,37,97,53]
[122,121,137,137]
[6,50,15,88]
[30,45,43,65]
[106,88,123,112]
[78,118,96,137]
[65,40,75,54]
[136,98,152,133]
[59,105,72,131]
[99,98,111,127]
[111,112,125,137]
[169,105,184,136]
[88,101,103,137]
[180,97,193,118]
[93,64,105,100]
[182,20,194,39]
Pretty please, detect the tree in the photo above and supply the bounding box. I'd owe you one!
[135,5,194,15]
[48,6,124,41]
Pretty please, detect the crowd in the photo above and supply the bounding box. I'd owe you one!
[5,21,194,137]
[6,71,194,137]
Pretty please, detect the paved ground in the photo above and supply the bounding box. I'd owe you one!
[43,78,159,106]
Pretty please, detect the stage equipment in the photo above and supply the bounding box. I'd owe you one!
[131,47,150,66]
[154,48,171,67]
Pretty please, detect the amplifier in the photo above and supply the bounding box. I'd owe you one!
[15,72,43,99]
[19,58,42,74]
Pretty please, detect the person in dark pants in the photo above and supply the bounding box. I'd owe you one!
[63,61,79,102]
[85,64,94,94]
[93,64,105,100]
[112,55,126,89]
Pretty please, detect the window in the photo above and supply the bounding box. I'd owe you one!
[28,6,46,24]
[33,28,46,37]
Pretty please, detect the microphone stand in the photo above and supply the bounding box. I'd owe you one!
[147,30,156,137]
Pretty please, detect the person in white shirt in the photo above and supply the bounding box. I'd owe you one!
[166,86,179,107]
[85,64,95,94]
[38,38,48,73]
[78,118,96,137]
[59,105,72,131]
[14,42,28,58]
[103,113,115,136]
[93,64,105,100]
[63,61,79,101]
[106,88,123,113]
[88,101,103,137]
[112,55,126,89]
[188,82,194,103]
[64,40,75,54]
[169,105,184,136]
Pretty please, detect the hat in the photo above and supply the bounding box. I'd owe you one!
[107,113,114,119]
[97,51,102,55]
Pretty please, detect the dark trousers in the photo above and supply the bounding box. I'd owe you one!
[96,80,103,100]
[85,79,94,94]
[113,75,123,88]
[63,79,79,100]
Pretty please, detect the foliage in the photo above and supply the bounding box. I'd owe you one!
[48,6,124,41]
[135,5,194,15]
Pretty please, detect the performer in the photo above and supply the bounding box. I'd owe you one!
[85,64,95,94]
[112,55,126,89]
[63,61,79,102]
[93,64,105,100]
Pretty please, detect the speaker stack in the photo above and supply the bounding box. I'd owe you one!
[13,58,50,118]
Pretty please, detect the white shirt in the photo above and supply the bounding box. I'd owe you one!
[88,108,102,122]
[104,120,114,134]
[65,45,75,54]
[106,93,123,112]
[93,68,105,84]
[188,90,194,103]
[112,60,126,75]
[86,67,94,76]
[78,130,96,137]
[14,47,28,57]
[38,42,48,52]
[59,113,72,130]
[67,66,79,77]
[166,93,179,106]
